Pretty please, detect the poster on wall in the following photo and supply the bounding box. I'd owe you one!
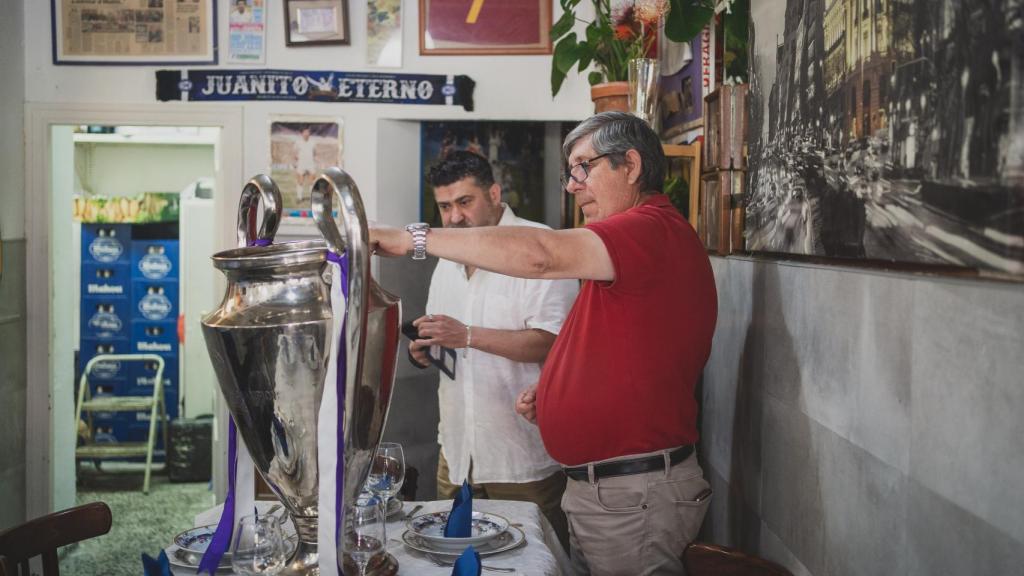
[269,118,344,218]
[745,0,1024,278]
[420,122,546,226]
[367,0,402,67]
[52,0,216,65]
[227,0,267,65]
[659,33,705,142]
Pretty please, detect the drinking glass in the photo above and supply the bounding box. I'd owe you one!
[231,514,287,576]
[343,501,385,576]
[365,442,405,540]
[628,57,661,128]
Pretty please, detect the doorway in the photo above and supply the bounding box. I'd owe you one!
[25,104,243,526]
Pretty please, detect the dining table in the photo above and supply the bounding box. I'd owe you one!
[166,498,572,575]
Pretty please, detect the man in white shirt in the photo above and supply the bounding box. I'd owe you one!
[409,151,578,549]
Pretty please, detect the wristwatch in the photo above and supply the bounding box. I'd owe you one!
[405,223,430,260]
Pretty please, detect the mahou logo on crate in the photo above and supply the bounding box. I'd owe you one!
[89,237,124,263]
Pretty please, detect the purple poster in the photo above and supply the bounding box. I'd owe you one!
[660,34,705,141]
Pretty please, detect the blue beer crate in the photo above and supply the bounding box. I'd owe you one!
[131,239,179,281]
[82,224,132,265]
[81,263,131,298]
[80,297,131,340]
[80,354,132,388]
[127,355,179,394]
[130,320,179,355]
[131,280,179,322]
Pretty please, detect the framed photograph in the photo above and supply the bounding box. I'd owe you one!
[746,0,1023,279]
[269,118,344,220]
[51,0,216,65]
[285,0,350,46]
[419,0,552,55]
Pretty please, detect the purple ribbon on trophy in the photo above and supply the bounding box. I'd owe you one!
[327,251,350,531]
[198,237,272,574]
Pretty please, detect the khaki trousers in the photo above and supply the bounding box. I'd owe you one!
[562,450,711,576]
[437,450,570,552]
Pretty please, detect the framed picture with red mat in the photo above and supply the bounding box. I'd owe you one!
[419,0,551,55]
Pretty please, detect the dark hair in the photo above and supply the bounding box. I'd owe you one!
[562,112,665,193]
[426,150,495,189]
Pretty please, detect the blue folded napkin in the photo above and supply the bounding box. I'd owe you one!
[443,480,473,538]
[141,549,172,576]
[451,545,482,576]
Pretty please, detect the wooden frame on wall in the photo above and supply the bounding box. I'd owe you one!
[419,0,552,55]
[284,0,351,46]
[663,143,702,231]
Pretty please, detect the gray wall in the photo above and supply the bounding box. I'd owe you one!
[0,0,26,532]
[701,256,1024,575]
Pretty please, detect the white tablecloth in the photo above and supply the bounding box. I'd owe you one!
[168,499,570,576]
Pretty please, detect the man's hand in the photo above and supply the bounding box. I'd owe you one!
[413,314,468,350]
[369,225,411,258]
[408,339,431,368]
[515,384,538,425]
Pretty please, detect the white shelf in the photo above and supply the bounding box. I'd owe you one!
[73,133,218,146]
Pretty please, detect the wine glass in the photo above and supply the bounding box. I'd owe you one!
[365,442,405,538]
[231,514,287,576]
[343,501,385,576]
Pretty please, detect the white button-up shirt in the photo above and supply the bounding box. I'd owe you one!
[427,206,579,484]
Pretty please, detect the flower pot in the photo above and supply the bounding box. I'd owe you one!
[591,81,630,113]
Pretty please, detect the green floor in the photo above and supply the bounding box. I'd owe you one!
[64,463,215,576]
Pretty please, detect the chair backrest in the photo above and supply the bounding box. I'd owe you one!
[684,542,794,576]
[0,502,112,576]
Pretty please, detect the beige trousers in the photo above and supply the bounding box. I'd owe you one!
[437,449,570,552]
[562,450,711,576]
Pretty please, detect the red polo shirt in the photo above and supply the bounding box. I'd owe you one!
[535,194,717,466]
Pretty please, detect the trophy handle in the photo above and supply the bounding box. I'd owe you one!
[237,174,283,248]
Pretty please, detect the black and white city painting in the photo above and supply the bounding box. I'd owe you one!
[746,0,1024,276]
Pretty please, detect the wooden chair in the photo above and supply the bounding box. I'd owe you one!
[0,502,113,576]
[0,555,10,576]
[684,542,794,576]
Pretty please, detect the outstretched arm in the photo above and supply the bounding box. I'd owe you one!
[371,225,615,282]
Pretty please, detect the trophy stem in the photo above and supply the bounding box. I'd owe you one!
[282,515,319,575]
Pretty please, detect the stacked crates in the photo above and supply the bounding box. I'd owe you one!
[80,223,180,456]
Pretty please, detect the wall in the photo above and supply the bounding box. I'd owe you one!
[21,1,592,510]
[23,2,593,224]
[0,0,27,531]
[701,256,1024,575]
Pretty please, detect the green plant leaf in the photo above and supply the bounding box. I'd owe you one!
[665,0,714,43]
[553,33,582,74]
[550,9,576,41]
[588,71,604,85]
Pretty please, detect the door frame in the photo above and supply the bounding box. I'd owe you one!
[24,102,243,519]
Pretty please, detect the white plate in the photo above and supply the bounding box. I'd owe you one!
[170,524,296,568]
[406,511,510,552]
[402,525,526,558]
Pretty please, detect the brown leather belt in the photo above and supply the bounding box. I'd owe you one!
[563,445,694,482]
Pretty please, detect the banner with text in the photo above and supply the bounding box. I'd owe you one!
[156,69,475,111]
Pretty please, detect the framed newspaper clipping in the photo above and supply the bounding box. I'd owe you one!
[52,0,217,65]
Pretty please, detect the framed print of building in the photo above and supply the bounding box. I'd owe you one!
[745,0,1024,278]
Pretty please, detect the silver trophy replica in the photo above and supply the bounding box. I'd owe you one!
[202,169,401,575]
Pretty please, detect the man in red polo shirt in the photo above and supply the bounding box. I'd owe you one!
[371,112,717,575]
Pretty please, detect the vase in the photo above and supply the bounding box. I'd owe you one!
[628,58,661,128]
[591,81,630,114]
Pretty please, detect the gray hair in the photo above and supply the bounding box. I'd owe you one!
[562,112,665,194]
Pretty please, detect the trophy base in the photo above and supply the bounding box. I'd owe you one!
[342,552,399,576]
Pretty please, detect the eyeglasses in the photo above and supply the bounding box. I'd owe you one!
[561,153,611,189]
